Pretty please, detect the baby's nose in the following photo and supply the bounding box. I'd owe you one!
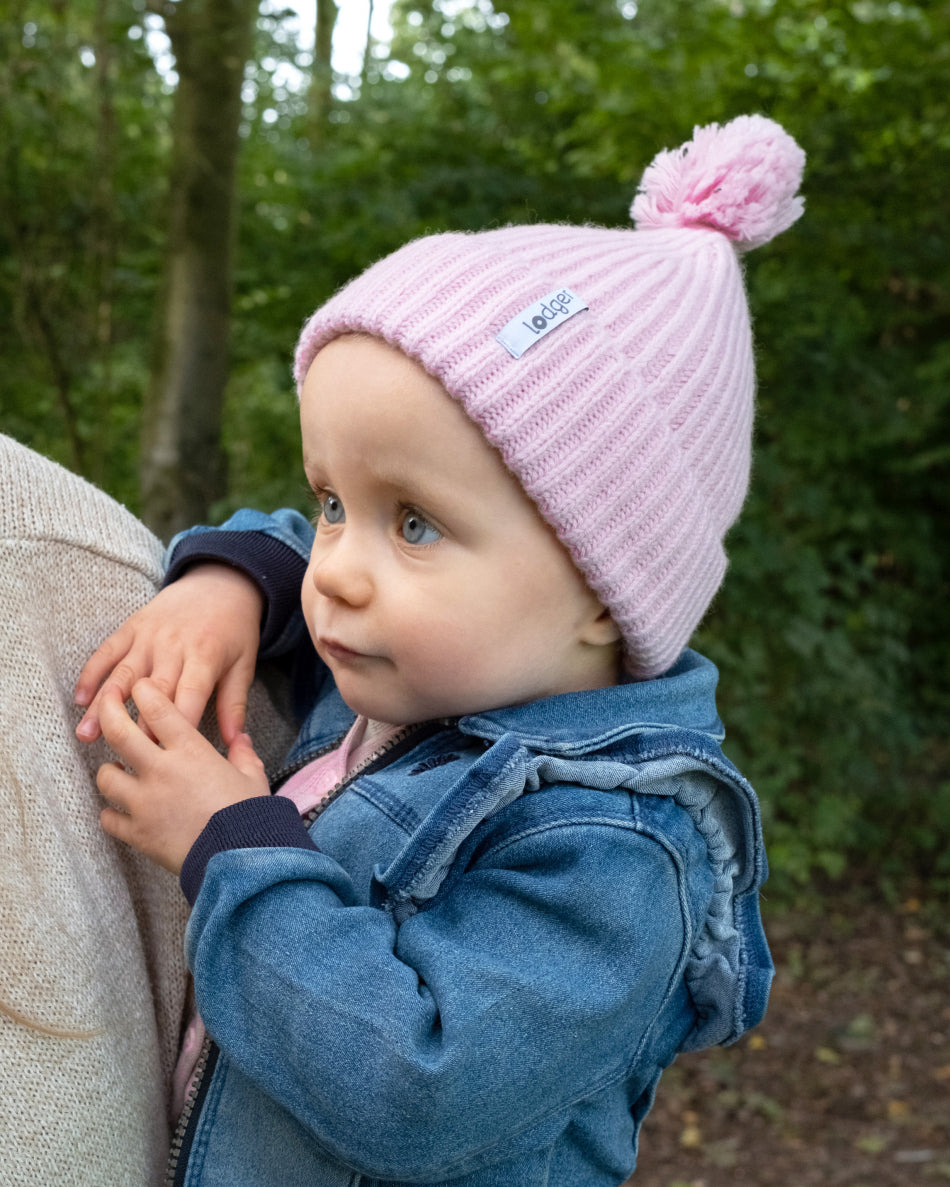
[310,538,374,607]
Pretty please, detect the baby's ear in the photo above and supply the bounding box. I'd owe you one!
[581,607,622,647]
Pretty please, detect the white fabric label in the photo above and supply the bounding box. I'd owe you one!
[495,288,589,359]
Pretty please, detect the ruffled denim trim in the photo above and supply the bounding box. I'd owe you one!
[372,732,771,1052]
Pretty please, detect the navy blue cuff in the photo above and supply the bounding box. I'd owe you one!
[164,531,309,655]
[180,795,319,906]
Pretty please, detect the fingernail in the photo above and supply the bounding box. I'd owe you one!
[76,720,98,741]
[74,688,90,707]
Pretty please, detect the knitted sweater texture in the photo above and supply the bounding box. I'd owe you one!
[0,435,295,1185]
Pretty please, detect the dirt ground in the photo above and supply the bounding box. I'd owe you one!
[626,890,950,1186]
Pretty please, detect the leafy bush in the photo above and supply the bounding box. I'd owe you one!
[2,0,947,893]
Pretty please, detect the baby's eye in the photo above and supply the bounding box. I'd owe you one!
[317,493,345,525]
[400,511,441,546]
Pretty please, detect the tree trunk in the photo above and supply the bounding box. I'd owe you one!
[140,0,259,540]
[91,0,116,490]
[361,0,375,91]
[308,0,338,140]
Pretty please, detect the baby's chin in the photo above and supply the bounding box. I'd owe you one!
[329,656,576,725]
[335,684,481,729]
[332,681,432,729]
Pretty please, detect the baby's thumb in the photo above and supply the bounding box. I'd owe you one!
[227,732,266,783]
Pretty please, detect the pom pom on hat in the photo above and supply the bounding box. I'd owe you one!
[631,114,805,250]
[294,115,805,678]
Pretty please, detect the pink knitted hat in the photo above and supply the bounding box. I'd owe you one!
[294,114,805,678]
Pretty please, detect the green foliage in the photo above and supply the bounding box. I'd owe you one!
[1,0,947,892]
[0,0,170,506]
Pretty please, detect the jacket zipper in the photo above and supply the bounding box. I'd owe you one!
[165,1035,219,1186]
[163,716,450,1183]
[299,718,446,827]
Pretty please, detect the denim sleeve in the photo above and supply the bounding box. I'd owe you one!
[184,816,688,1180]
[164,508,315,658]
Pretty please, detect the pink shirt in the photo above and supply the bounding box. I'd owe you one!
[277,716,400,815]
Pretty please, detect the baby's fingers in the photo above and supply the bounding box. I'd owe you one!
[173,658,223,734]
[97,685,159,768]
[129,678,205,753]
[96,759,133,811]
[76,659,149,742]
[213,658,257,746]
[226,731,266,780]
[74,623,136,706]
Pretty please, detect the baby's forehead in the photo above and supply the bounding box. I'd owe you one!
[302,335,491,452]
[304,342,480,444]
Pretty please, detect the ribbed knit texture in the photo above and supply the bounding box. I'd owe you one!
[180,795,318,906]
[295,116,805,678]
[0,434,297,1184]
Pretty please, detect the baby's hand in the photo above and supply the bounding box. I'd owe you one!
[75,564,263,747]
[97,679,270,874]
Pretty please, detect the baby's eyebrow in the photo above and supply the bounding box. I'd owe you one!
[365,458,455,506]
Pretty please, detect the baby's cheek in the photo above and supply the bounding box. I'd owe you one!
[299,587,322,644]
[407,629,468,682]
[400,626,482,693]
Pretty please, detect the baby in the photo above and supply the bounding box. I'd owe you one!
[77,114,804,1186]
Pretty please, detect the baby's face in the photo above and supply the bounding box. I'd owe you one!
[299,335,619,725]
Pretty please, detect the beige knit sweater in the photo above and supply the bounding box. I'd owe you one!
[0,434,295,1185]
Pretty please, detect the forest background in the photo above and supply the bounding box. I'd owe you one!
[1,0,947,899]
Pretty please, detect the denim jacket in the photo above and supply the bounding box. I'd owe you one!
[164,509,772,1187]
